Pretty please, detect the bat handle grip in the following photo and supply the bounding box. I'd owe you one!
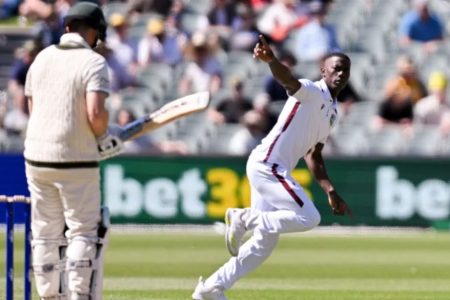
[119,118,147,141]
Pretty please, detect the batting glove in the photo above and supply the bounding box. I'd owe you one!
[97,125,124,160]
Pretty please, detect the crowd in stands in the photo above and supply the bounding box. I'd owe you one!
[0,0,449,156]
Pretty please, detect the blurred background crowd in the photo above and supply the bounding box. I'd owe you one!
[0,0,449,157]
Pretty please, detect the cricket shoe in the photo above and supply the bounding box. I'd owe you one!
[192,277,227,300]
[225,208,247,257]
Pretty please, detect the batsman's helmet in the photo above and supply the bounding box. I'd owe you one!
[63,2,107,41]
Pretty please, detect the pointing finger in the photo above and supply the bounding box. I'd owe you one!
[259,34,269,47]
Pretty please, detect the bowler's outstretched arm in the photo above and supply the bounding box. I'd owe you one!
[305,143,352,216]
[253,35,301,96]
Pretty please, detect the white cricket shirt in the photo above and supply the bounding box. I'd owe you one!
[251,79,338,171]
[24,33,110,162]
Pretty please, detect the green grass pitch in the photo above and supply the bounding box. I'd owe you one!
[1,228,450,299]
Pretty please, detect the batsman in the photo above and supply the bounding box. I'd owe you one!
[23,2,122,299]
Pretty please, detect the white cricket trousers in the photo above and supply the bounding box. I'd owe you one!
[205,156,321,290]
[25,163,101,298]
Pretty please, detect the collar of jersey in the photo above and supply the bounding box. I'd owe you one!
[318,79,336,103]
[59,33,92,49]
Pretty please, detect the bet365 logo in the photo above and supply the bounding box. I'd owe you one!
[376,166,450,220]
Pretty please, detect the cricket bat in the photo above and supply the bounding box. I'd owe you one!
[117,91,210,141]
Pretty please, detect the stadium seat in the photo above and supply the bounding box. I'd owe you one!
[129,13,164,39]
[184,0,213,15]
[179,12,206,35]
[439,134,450,155]
[342,101,378,128]
[223,51,259,85]
[347,52,372,96]
[366,126,406,156]
[294,61,320,81]
[418,54,449,84]
[119,88,156,117]
[102,1,128,20]
[330,127,368,155]
[174,112,216,153]
[2,134,25,153]
[0,129,7,151]
[151,121,178,142]
[1,0,447,158]
[204,123,242,155]
[405,125,443,156]
[210,88,232,106]
[366,64,397,102]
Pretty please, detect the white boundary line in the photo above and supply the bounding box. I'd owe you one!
[0,224,437,235]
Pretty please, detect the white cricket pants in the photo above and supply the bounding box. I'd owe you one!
[205,155,321,290]
[26,164,101,298]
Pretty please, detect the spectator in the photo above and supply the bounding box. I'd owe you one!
[373,93,414,131]
[414,71,450,126]
[229,110,267,155]
[7,39,38,137]
[168,0,185,21]
[294,0,340,62]
[19,0,68,46]
[256,0,309,44]
[229,2,259,51]
[127,0,174,17]
[115,108,189,155]
[373,56,426,131]
[439,111,450,136]
[208,0,237,29]
[335,80,363,115]
[178,31,223,95]
[384,55,427,106]
[398,0,444,54]
[160,0,210,42]
[252,92,278,134]
[169,0,208,35]
[1,0,20,19]
[106,12,140,75]
[94,43,142,93]
[19,0,53,21]
[248,0,270,13]
[137,17,187,67]
[208,79,253,124]
[3,90,29,136]
[206,0,239,46]
[8,40,41,106]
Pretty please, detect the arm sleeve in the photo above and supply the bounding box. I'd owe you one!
[85,55,111,95]
[289,79,313,103]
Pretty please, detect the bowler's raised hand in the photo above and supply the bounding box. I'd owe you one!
[253,35,275,63]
